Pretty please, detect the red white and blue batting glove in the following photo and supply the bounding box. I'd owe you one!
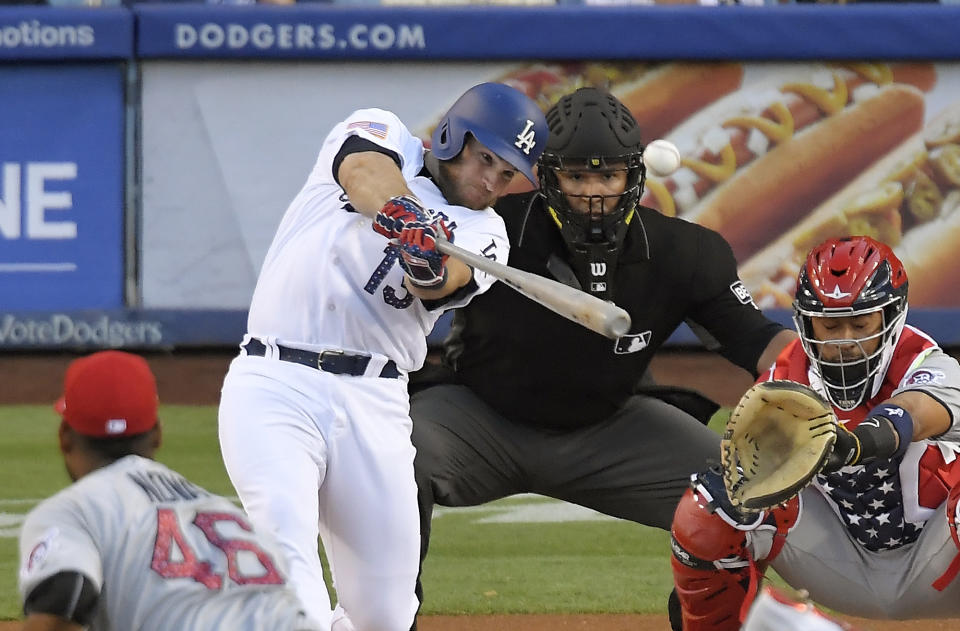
[397,218,454,288]
[373,195,432,241]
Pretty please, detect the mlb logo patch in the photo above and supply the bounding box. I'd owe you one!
[614,331,652,354]
[24,527,60,575]
[105,419,128,435]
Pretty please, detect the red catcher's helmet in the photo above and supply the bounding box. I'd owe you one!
[793,236,909,410]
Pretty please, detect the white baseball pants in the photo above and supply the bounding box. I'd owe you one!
[219,355,420,631]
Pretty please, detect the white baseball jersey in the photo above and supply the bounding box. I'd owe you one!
[246,107,509,372]
[18,456,314,631]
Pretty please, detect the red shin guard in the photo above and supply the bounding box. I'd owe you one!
[670,487,752,631]
[670,556,750,631]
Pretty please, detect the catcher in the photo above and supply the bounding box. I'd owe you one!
[670,235,960,630]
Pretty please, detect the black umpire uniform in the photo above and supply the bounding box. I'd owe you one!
[409,87,791,623]
[412,198,785,529]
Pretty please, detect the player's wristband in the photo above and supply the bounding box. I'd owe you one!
[854,404,914,463]
[407,265,448,289]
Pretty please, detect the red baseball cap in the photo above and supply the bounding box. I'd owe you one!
[54,351,159,438]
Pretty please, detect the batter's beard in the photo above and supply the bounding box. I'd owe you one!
[436,161,493,210]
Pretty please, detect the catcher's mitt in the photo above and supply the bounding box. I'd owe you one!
[721,380,837,512]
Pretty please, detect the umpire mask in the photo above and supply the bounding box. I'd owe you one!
[538,88,646,300]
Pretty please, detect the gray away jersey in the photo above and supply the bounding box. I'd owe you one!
[18,456,313,631]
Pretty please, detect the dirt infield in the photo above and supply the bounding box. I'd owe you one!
[4,350,959,630]
[0,348,756,407]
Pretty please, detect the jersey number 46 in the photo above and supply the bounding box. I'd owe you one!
[151,508,284,590]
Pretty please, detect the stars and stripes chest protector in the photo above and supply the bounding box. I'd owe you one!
[770,331,943,552]
[818,462,921,551]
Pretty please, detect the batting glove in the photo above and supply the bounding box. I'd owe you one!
[397,219,453,288]
[373,195,433,241]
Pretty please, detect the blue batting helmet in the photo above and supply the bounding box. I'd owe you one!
[431,82,547,185]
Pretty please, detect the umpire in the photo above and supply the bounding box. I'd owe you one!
[409,87,796,623]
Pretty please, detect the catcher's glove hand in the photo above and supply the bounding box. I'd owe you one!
[721,380,837,512]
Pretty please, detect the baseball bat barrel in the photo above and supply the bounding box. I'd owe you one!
[436,238,631,340]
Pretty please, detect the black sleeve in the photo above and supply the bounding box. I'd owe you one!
[686,228,787,377]
[332,135,402,187]
[419,276,480,312]
[23,571,99,626]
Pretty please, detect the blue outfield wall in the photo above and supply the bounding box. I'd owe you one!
[132,4,960,60]
[0,8,133,59]
[2,4,960,349]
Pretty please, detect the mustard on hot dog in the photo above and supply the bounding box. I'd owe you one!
[638,62,934,261]
[743,107,960,309]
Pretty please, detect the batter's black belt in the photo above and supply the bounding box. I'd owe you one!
[242,338,401,379]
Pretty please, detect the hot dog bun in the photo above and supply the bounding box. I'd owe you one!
[640,63,934,262]
[440,61,745,194]
[613,63,744,141]
[495,62,744,142]
[741,101,960,308]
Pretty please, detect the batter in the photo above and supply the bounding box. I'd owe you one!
[217,83,547,631]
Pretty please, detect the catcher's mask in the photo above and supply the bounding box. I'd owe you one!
[431,82,547,186]
[793,236,909,411]
[538,87,646,300]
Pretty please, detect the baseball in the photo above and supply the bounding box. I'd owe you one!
[643,139,681,177]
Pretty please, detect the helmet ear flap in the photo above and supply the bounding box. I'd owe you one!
[435,121,449,148]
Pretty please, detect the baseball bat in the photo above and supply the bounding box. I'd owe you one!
[436,239,631,340]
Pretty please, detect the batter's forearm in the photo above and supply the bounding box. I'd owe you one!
[405,258,472,300]
[338,152,416,219]
[887,390,952,440]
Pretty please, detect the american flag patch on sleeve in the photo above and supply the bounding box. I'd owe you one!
[347,121,388,139]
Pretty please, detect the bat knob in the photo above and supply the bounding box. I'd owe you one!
[608,310,632,339]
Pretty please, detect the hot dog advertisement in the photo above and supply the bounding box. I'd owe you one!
[637,62,936,262]
[497,62,745,143]
[139,60,960,318]
[428,61,957,308]
[416,61,746,193]
[741,101,960,309]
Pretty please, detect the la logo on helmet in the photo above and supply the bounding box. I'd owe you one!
[514,120,537,154]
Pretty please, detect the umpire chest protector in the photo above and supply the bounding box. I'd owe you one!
[445,194,782,429]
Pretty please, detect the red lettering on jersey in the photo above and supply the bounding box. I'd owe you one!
[193,512,284,586]
[151,508,284,590]
[152,508,223,590]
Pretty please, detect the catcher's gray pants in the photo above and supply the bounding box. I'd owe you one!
[409,384,721,615]
[751,486,960,619]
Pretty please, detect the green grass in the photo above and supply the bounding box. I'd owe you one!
[0,405,731,620]
[423,507,673,614]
